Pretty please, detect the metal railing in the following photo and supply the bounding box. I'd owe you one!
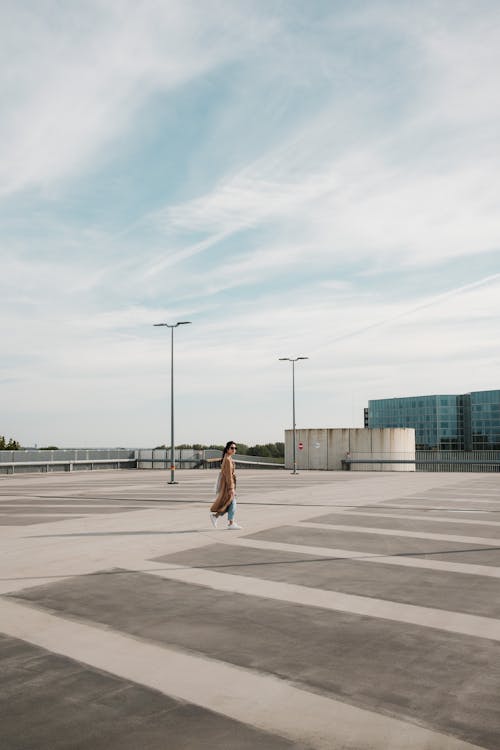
[0,449,137,475]
[416,449,500,472]
[2,448,498,475]
[203,456,285,470]
[136,448,204,470]
[0,448,286,475]
[136,449,285,470]
[341,450,500,472]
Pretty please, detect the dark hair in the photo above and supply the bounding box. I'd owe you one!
[222,440,236,458]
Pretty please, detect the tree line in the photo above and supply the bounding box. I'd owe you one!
[158,442,285,458]
[0,436,21,450]
[0,438,59,450]
[2,436,284,458]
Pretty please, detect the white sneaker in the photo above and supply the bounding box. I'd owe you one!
[227,522,242,530]
[209,513,218,528]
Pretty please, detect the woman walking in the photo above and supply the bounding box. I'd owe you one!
[209,441,242,529]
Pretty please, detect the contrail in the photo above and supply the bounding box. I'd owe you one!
[309,272,500,354]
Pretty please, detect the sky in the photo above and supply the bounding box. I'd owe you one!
[1,0,500,448]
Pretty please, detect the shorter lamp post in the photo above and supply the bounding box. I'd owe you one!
[154,321,191,484]
[279,356,308,474]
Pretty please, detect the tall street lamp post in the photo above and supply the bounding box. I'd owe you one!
[279,356,308,475]
[154,321,191,484]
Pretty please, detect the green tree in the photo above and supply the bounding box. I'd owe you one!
[264,443,280,458]
[0,436,21,450]
[248,444,271,457]
[150,441,283,457]
[245,442,284,459]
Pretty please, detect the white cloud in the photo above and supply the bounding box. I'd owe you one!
[419,12,500,127]
[148,109,500,281]
[139,1,500,280]
[0,0,275,196]
[3,268,500,445]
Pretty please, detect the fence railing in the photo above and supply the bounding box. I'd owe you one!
[5,449,497,475]
[341,450,500,472]
[0,449,137,475]
[416,450,500,472]
[136,448,204,470]
[136,449,285,470]
[203,456,285,470]
[0,448,286,475]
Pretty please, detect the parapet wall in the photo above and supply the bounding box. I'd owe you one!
[284,428,416,471]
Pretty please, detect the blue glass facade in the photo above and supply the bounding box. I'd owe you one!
[368,390,500,450]
[469,390,500,450]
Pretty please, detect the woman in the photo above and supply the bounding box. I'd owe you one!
[209,441,242,529]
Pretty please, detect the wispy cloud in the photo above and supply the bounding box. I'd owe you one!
[309,272,500,353]
[0,0,275,196]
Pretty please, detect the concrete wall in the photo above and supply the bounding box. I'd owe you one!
[284,428,415,471]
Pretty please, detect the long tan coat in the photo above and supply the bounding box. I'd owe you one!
[210,454,236,516]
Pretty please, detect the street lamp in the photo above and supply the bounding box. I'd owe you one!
[279,356,308,474]
[154,321,191,484]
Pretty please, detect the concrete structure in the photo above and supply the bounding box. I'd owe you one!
[285,428,415,471]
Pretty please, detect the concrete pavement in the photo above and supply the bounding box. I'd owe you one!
[1,468,499,749]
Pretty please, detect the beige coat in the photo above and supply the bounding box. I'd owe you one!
[210,454,236,516]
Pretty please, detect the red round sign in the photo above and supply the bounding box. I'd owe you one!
[298,442,304,450]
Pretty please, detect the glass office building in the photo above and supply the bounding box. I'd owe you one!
[468,389,500,450]
[368,390,500,450]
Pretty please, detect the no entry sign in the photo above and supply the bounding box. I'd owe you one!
[298,442,304,450]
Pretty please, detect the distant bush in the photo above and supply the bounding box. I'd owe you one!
[0,436,21,450]
[247,443,284,458]
[160,442,284,458]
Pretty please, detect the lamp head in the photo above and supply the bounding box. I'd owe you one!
[154,321,192,328]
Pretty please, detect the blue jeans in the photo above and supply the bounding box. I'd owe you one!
[228,496,236,522]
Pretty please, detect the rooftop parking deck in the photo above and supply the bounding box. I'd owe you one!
[1,469,499,749]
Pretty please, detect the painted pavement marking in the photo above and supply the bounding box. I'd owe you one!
[0,598,486,750]
[300,521,500,546]
[321,508,500,528]
[222,536,500,578]
[137,560,500,642]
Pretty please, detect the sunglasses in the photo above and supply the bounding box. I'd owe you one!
[230,446,237,450]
